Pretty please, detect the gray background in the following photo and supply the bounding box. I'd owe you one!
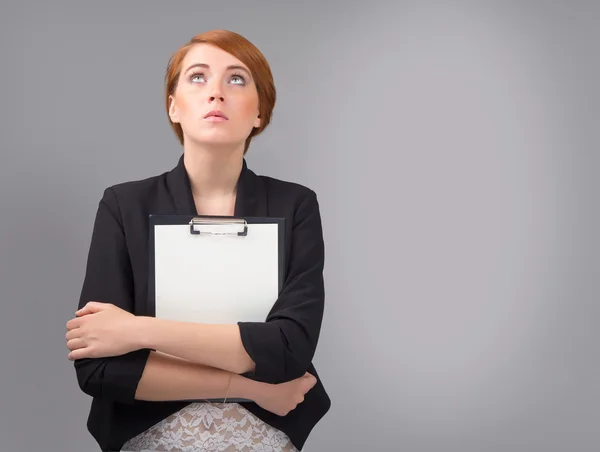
[1,1,598,451]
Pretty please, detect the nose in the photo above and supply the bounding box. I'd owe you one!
[208,81,224,103]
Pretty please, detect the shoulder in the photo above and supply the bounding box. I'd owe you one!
[254,173,322,232]
[257,173,320,210]
[108,171,168,199]
[96,170,169,217]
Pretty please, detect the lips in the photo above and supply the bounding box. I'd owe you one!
[204,110,228,120]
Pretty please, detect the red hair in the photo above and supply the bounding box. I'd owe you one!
[164,30,276,154]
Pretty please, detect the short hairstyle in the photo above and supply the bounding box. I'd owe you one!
[164,30,276,154]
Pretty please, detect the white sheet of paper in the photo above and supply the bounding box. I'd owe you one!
[153,223,280,324]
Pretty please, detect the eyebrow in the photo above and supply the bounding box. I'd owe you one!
[184,63,251,77]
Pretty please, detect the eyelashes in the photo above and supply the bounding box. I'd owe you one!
[189,72,247,85]
[229,72,247,85]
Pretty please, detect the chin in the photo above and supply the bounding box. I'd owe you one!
[190,135,243,149]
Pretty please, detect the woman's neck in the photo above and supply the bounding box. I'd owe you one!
[183,143,245,199]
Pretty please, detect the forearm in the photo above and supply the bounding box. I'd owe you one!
[135,351,260,402]
[135,317,255,374]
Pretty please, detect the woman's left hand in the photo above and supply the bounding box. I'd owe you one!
[66,302,141,360]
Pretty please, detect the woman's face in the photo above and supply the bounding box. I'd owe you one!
[169,43,261,149]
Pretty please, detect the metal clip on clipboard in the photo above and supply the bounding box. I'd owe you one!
[189,217,248,236]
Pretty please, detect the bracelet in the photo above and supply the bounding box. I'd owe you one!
[223,372,233,404]
[203,372,233,405]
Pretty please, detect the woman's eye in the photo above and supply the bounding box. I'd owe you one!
[230,75,246,85]
[190,73,206,83]
[189,73,245,85]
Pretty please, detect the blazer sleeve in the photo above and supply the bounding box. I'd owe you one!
[72,187,150,404]
[237,189,326,384]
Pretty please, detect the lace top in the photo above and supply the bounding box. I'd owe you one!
[120,402,299,451]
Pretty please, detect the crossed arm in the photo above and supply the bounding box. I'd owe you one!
[68,187,325,405]
[135,350,254,402]
[67,304,255,374]
[66,302,256,401]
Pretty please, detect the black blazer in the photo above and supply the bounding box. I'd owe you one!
[73,154,331,451]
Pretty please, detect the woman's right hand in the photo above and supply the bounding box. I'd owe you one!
[253,372,317,416]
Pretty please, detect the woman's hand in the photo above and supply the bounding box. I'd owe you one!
[65,302,141,360]
[252,372,318,416]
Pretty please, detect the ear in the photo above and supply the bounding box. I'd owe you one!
[168,95,180,123]
[253,113,261,129]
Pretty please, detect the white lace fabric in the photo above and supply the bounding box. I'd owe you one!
[121,402,299,451]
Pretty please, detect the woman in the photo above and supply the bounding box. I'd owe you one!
[65,30,331,451]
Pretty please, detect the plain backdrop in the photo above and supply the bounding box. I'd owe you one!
[1,1,598,451]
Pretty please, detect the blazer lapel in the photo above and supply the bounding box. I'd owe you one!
[166,153,268,218]
[166,154,198,215]
[234,159,268,218]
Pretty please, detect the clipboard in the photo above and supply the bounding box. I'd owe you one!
[147,214,285,403]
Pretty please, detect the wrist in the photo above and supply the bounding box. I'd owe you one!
[230,373,263,401]
[132,316,152,350]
